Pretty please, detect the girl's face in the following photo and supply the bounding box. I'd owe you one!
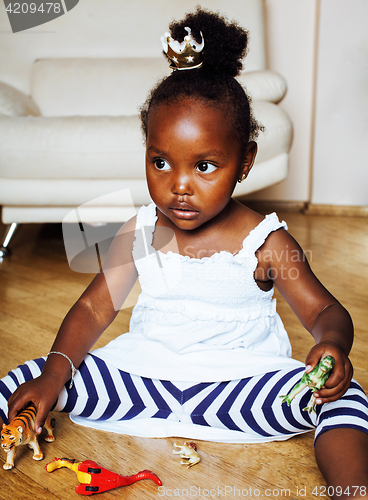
[145,98,257,231]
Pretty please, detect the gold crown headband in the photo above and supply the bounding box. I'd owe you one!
[161,27,204,71]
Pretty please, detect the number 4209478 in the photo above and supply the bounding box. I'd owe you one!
[312,485,366,497]
[5,3,62,14]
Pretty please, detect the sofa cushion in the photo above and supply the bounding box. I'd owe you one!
[31,58,170,117]
[238,70,287,104]
[0,115,146,179]
[0,82,40,116]
[253,101,293,164]
[0,101,292,180]
[31,59,286,117]
[0,153,289,213]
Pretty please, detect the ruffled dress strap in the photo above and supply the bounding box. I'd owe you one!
[133,203,158,261]
[135,203,157,238]
[242,213,288,253]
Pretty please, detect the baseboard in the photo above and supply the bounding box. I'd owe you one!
[240,199,308,214]
[304,204,368,217]
[240,200,368,217]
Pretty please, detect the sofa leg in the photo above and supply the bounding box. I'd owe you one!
[0,223,20,259]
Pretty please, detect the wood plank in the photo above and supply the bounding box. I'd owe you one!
[0,454,61,500]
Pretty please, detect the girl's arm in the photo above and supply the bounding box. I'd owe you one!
[8,216,138,432]
[260,227,353,405]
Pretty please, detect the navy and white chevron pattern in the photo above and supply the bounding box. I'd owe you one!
[1,355,367,443]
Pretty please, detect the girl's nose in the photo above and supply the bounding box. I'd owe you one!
[172,171,193,196]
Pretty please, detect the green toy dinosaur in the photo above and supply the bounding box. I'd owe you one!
[280,355,335,414]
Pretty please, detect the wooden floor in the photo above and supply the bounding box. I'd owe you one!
[0,211,367,500]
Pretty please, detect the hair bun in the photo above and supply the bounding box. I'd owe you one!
[168,7,249,78]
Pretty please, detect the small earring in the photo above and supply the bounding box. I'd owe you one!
[238,173,247,183]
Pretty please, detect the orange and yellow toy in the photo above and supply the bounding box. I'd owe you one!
[45,457,162,495]
[1,402,55,470]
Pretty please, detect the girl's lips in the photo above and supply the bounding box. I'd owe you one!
[170,207,199,219]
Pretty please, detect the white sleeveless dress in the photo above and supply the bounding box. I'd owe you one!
[93,202,303,381]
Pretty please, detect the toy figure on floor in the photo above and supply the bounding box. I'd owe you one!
[1,402,54,470]
[45,457,162,495]
[173,441,201,468]
[1,7,368,500]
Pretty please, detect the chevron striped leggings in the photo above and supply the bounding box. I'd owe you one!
[1,354,368,443]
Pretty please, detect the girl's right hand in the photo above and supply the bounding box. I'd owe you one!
[7,373,64,434]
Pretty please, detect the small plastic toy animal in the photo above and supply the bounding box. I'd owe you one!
[1,402,55,470]
[173,441,201,468]
[45,457,162,495]
[280,355,335,414]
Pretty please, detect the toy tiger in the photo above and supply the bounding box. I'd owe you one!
[1,402,55,470]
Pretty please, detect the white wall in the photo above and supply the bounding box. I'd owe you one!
[250,0,317,203]
[253,0,368,206]
[311,0,368,206]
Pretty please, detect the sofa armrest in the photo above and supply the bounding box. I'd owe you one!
[0,82,40,116]
[237,70,287,104]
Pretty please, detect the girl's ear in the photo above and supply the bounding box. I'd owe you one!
[239,141,257,182]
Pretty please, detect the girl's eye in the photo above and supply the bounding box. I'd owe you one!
[154,159,170,171]
[196,162,217,174]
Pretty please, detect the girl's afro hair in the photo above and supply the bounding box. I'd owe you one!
[140,7,263,147]
[168,7,249,78]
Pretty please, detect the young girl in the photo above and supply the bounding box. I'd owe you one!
[1,9,368,499]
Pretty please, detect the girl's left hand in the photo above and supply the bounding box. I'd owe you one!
[304,342,353,405]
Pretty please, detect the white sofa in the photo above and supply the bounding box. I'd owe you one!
[0,0,292,252]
